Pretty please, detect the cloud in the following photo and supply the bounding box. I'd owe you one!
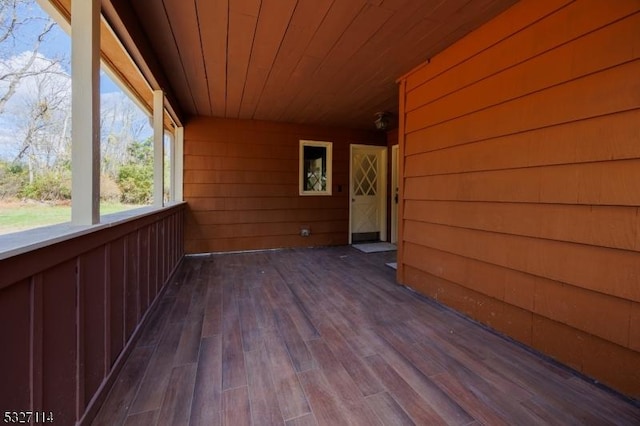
[0,50,70,87]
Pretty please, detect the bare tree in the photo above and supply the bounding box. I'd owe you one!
[100,93,149,177]
[13,63,71,182]
[0,0,59,114]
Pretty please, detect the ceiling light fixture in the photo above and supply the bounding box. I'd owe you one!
[374,111,391,131]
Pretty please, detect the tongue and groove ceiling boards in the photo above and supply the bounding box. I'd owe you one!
[107,0,518,129]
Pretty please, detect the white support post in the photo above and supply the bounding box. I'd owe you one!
[174,127,184,202]
[153,90,164,207]
[71,0,100,225]
[169,132,175,201]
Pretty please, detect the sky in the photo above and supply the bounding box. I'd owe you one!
[3,0,121,94]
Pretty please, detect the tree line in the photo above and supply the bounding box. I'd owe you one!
[0,138,155,204]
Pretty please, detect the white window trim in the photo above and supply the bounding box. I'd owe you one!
[172,126,184,201]
[299,140,333,196]
[153,90,165,207]
[0,0,186,255]
[70,0,100,225]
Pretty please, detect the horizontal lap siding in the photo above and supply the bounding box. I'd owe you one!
[399,0,640,397]
[184,117,383,253]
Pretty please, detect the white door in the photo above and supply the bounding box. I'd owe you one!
[391,145,399,244]
[350,145,387,243]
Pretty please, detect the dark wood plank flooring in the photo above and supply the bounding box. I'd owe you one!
[93,246,640,425]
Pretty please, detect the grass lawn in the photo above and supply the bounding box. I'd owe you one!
[0,201,145,235]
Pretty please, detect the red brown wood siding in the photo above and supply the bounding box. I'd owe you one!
[397,0,640,398]
[0,205,185,425]
[184,117,384,253]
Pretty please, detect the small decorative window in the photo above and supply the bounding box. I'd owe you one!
[299,140,332,196]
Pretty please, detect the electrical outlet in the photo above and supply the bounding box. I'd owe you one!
[300,227,310,237]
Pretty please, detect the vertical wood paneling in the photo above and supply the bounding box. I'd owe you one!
[80,247,107,407]
[104,244,112,376]
[0,205,185,425]
[149,224,158,303]
[125,232,139,340]
[139,226,150,315]
[397,0,640,398]
[31,275,44,413]
[77,256,87,417]
[160,220,167,285]
[157,222,163,287]
[42,261,77,425]
[169,215,174,266]
[109,238,126,364]
[184,117,384,253]
[0,280,31,408]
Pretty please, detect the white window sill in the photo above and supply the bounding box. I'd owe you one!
[0,202,185,261]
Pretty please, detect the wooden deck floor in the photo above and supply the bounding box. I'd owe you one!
[93,246,640,426]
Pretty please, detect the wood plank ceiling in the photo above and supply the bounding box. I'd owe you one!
[105,0,518,130]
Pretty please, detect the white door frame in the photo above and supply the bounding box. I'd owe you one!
[348,144,388,244]
[391,144,399,244]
